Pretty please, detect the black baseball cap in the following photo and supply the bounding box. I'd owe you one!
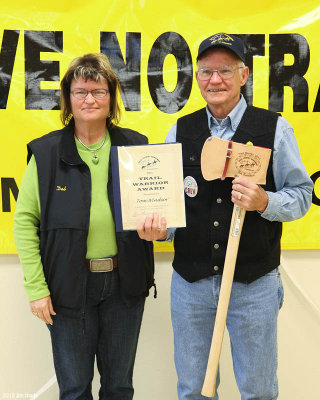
[197,33,245,62]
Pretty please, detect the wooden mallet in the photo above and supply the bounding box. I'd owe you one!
[200,137,271,397]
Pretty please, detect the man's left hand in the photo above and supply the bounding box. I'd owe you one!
[231,177,269,212]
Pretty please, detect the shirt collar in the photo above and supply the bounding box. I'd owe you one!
[206,94,247,132]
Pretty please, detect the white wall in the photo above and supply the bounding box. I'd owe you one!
[0,250,319,399]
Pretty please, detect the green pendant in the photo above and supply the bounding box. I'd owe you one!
[92,154,99,164]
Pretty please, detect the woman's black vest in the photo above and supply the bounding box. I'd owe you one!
[173,106,282,283]
[27,122,154,310]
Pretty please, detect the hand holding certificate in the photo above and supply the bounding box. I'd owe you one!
[111,143,186,232]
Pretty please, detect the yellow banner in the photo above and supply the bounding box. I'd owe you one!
[1,0,319,253]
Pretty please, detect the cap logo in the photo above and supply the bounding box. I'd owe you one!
[209,33,234,46]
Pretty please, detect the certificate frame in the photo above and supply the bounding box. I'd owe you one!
[111,143,186,232]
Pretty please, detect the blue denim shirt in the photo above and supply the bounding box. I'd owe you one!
[165,96,313,241]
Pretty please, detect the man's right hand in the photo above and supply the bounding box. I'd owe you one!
[137,212,167,241]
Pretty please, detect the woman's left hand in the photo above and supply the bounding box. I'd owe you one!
[137,212,167,241]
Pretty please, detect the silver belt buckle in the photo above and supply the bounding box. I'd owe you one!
[89,258,113,272]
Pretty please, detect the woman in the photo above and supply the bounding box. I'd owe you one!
[13,53,154,400]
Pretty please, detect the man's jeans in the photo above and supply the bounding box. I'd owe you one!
[171,268,284,400]
[47,268,145,400]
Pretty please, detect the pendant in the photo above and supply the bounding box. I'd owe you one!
[92,154,99,164]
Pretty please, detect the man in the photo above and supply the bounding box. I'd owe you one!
[138,33,313,400]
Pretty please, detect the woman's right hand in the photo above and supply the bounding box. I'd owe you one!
[30,295,56,325]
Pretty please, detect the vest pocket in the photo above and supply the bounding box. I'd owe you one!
[40,228,87,309]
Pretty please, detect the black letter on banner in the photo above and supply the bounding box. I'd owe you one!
[236,34,265,106]
[311,171,320,206]
[25,31,63,110]
[313,85,320,112]
[100,32,141,111]
[148,32,192,114]
[1,178,19,212]
[269,34,309,112]
[0,30,20,109]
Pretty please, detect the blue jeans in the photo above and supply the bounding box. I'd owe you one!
[47,268,145,400]
[171,268,284,400]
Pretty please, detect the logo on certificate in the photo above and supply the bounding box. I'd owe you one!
[138,156,160,170]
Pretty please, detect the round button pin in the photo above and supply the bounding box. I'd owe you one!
[184,176,198,198]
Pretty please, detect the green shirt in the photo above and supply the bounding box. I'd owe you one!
[13,131,117,302]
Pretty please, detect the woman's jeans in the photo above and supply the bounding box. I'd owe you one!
[171,268,284,400]
[47,268,145,400]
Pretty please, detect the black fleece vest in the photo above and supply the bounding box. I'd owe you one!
[27,122,154,310]
[173,106,282,283]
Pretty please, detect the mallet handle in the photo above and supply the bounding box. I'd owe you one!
[201,204,246,397]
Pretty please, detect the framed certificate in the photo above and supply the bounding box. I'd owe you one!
[111,143,186,232]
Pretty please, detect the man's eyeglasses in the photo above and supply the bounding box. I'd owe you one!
[197,66,244,81]
[71,89,110,99]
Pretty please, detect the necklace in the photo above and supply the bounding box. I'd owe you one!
[76,134,107,164]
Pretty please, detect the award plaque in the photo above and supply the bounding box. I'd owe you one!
[111,143,186,232]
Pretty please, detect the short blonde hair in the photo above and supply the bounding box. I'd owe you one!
[60,53,121,127]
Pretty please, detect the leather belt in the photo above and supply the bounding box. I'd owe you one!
[86,256,118,272]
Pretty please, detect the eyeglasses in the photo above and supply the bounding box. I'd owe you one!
[197,66,244,81]
[71,89,110,99]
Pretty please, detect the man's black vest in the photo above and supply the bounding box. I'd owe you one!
[173,106,282,283]
[27,121,154,310]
